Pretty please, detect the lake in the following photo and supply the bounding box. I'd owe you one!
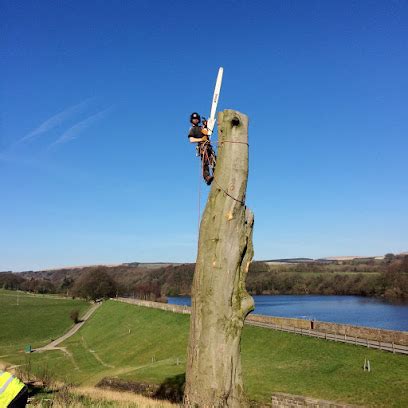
[168,295,408,331]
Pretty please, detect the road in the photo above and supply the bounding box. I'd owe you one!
[34,302,102,352]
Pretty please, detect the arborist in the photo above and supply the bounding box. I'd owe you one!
[0,369,28,407]
[188,112,216,185]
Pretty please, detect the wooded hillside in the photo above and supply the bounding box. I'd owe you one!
[1,255,407,301]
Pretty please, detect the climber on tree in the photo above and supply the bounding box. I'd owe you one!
[188,112,216,185]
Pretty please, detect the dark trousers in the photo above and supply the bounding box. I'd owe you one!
[8,386,28,408]
[199,143,215,181]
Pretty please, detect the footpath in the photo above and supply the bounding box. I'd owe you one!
[34,302,101,353]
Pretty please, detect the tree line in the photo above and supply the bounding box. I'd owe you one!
[1,255,407,301]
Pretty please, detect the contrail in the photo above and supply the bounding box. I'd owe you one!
[49,107,112,148]
[19,98,94,144]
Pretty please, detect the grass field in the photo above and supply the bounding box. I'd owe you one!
[3,299,407,407]
[0,289,90,357]
[31,386,177,407]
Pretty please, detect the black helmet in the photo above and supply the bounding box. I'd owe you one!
[190,112,201,123]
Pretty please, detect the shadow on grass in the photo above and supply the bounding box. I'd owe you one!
[154,373,185,403]
[27,382,54,397]
[96,373,186,403]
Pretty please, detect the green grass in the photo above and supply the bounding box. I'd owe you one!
[242,326,408,407]
[0,289,90,356]
[3,299,408,407]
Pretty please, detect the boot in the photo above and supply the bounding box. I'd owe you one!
[205,176,214,185]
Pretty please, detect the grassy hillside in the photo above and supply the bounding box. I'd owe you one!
[4,300,407,407]
[0,289,89,356]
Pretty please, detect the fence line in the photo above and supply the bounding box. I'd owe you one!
[247,320,408,355]
[113,297,408,355]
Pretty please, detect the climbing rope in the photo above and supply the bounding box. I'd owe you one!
[213,139,248,205]
[198,156,202,236]
[216,140,249,146]
[213,177,245,206]
[197,138,248,231]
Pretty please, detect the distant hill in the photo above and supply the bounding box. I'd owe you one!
[320,256,384,261]
[262,256,379,264]
[122,262,183,269]
[16,251,407,273]
[261,252,407,263]
[262,258,315,264]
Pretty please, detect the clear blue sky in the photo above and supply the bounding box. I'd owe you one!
[1,1,407,271]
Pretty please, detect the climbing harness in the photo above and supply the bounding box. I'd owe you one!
[198,140,216,177]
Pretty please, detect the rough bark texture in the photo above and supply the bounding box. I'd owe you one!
[184,110,255,407]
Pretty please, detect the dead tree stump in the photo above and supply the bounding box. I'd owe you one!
[184,109,255,407]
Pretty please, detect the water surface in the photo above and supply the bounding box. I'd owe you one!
[168,295,408,331]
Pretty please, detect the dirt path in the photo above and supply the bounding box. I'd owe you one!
[34,302,102,353]
[81,335,114,368]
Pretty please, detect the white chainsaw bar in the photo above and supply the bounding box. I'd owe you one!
[207,67,223,137]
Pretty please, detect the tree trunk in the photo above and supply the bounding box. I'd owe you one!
[184,109,255,407]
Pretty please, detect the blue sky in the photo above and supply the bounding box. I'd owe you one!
[1,0,407,271]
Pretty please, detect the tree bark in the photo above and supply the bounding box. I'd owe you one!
[184,109,255,407]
